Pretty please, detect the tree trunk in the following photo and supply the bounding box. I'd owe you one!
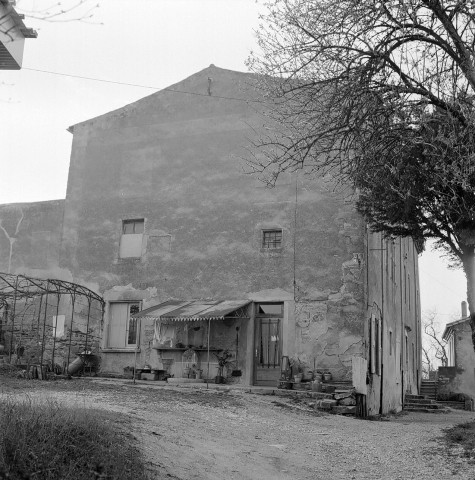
[462,249,475,352]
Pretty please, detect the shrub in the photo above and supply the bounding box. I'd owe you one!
[0,397,149,479]
[437,392,471,402]
[445,421,475,459]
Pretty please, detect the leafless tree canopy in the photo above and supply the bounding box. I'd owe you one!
[248,0,475,174]
[15,0,100,23]
[248,0,475,348]
[0,0,100,40]
[422,311,448,372]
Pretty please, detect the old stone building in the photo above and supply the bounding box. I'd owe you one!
[439,302,475,402]
[0,66,421,414]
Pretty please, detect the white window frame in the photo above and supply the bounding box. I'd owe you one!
[119,219,144,259]
[106,301,141,350]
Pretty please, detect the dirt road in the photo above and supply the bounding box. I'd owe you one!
[1,378,474,480]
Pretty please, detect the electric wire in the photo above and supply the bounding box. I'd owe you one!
[23,66,260,103]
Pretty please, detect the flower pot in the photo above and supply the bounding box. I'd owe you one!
[294,373,303,384]
[323,373,332,382]
[215,375,225,384]
[302,368,314,381]
[311,379,322,392]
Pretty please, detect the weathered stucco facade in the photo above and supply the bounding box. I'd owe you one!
[0,66,421,413]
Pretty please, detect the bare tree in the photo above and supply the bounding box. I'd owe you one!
[14,0,100,23]
[421,344,433,378]
[0,0,100,40]
[247,0,475,349]
[422,311,448,371]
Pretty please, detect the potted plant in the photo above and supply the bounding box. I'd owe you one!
[213,350,233,384]
[301,365,314,381]
[289,355,304,382]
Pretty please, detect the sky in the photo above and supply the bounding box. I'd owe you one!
[0,0,468,326]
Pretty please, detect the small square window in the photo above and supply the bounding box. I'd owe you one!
[262,229,282,249]
[120,219,144,258]
[123,219,144,234]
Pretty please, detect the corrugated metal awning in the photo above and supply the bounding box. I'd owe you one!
[131,299,251,321]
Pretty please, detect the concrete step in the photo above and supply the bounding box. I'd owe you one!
[405,402,441,409]
[167,378,205,384]
[436,401,466,410]
[406,394,426,400]
[406,397,438,405]
[404,406,449,413]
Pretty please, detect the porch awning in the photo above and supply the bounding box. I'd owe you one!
[131,299,251,321]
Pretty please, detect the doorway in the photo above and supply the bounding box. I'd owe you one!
[254,303,283,386]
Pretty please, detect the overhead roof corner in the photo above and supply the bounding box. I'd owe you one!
[0,0,37,70]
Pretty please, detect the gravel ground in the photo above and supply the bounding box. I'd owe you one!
[1,377,474,480]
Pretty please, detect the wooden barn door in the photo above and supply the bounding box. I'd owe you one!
[254,303,283,386]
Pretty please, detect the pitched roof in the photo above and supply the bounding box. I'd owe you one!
[68,65,259,133]
[442,316,470,340]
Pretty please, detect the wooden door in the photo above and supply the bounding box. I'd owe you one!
[254,303,283,386]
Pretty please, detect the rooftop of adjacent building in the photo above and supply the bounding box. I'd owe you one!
[443,301,470,340]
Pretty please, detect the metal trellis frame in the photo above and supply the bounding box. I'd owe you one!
[0,272,105,378]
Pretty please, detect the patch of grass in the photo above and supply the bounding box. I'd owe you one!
[0,364,22,378]
[0,396,149,480]
[445,421,475,459]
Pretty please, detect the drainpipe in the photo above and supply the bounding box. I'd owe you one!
[379,236,384,415]
[206,317,211,389]
[133,316,141,384]
[400,239,404,407]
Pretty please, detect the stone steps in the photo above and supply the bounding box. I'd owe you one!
[405,402,440,410]
[436,401,466,410]
[404,392,449,413]
[420,380,437,400]
[406,397,437,404]
[404,406,448,413]
[405,393,426,400]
